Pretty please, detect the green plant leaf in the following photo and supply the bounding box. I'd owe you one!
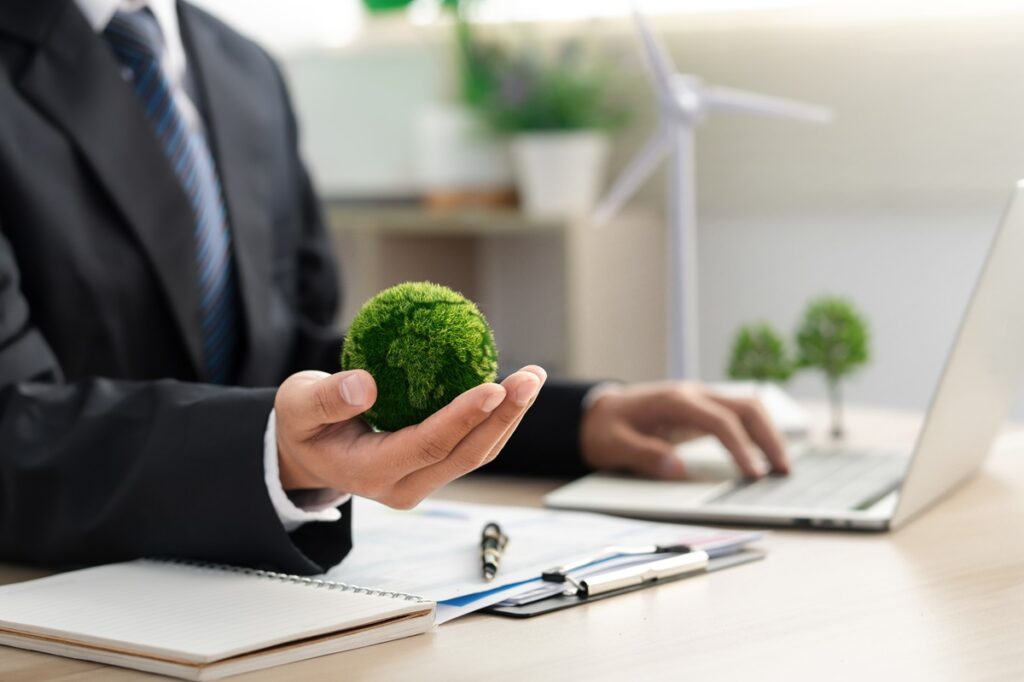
[362,0,415,14]
[727,322,794,383]
[795,296,871,380]
[454,17,629,132]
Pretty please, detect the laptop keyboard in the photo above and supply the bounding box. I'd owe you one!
[707,447,910,511]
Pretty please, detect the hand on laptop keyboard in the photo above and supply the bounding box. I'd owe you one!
[579,381,789,480]
[708,447,909,510]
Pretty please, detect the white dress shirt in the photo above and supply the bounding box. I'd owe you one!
[73,0,349,532]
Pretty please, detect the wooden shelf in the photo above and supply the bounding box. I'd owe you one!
[323,201,667,382]
[324,201,568,236]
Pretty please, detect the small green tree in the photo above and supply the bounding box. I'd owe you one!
[727,323,794,384]
[796,296,870,440]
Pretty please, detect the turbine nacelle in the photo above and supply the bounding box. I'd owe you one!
[666,75,706,123]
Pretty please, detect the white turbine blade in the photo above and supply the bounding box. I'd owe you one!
[704,85,833,123]
[592,127,673,226]
[631,4,678,99]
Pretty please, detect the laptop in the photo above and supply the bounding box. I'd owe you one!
[546,180,1024,531]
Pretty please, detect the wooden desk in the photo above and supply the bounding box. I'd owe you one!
[2,407,1023,681]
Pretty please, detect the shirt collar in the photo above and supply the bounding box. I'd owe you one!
[73,0,188,89]
[73,0,182,50]
[75,0,148,32]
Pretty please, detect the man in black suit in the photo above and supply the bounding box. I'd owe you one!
[0,0,787,575]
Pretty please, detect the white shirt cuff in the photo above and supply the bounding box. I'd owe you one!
[581,381,623,411]
[263,409,351,533]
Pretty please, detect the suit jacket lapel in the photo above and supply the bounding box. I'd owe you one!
[15,1,208,379]
[180,3,275,386]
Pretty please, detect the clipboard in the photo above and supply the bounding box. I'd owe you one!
[484,549,764,618]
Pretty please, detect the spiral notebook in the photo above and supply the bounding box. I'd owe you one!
[0,559,434,681]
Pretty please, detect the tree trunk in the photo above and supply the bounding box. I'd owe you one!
[828,377,844,441]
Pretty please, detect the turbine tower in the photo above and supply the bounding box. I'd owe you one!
[593,8,833,380]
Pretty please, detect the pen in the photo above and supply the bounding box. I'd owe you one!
[480,522,508,581]
[576,550,710,598]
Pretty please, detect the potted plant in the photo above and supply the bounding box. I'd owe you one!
[362,0,414,13]
[795,296,870,440]
[413,1,518,208]
[456,19,626,219]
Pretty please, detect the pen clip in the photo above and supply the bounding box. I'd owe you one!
[481,522,508,582]
[481,523,508,549]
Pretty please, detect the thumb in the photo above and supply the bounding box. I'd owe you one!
[618,428,687,480]
[303,369,377,425]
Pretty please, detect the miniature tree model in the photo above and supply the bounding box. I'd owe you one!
[727,323,794,385]
[796,296,870,440]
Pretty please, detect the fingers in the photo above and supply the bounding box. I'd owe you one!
[311,370,376,425]
[614,426,685,480]
[388,367,545,507]
[706,394,790,474]
[482,366,547,464]
[677,393,764,478]
[291,367,546,510]
[381,381,509,476]
[277,369,378,430]
[275,370,380,491]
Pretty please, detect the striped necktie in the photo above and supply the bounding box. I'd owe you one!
[103,9,238,384]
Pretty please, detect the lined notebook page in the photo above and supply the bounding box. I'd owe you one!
[0,560,428,664]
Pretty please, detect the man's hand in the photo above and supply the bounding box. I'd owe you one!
[275,365,546,509]
[580,382,789,480]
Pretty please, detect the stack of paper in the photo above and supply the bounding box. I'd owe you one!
[326,499,761,623]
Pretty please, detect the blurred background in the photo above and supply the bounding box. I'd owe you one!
[193,0,1024,416]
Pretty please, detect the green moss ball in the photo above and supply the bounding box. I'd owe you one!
[340,282,499,432]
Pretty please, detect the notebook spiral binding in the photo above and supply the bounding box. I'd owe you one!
[153,558,428,604]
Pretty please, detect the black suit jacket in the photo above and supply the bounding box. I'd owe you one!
[0,1,592,575]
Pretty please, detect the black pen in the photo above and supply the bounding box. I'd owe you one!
[480,522,508,581]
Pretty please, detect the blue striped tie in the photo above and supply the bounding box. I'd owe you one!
[103,9,238,384]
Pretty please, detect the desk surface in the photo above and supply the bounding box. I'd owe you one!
[2,406,1023,682]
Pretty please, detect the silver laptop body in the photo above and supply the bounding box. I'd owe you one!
[547,181,1024,531]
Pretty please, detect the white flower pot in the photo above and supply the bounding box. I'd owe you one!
[414,103,514,194]
[511,131,610,220]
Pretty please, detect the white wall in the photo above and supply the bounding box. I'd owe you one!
[664,9,1024,415]
[699,209,1002,413]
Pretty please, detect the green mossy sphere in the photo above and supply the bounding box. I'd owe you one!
[341,282,498,432]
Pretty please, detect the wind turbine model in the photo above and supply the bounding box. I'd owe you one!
[593,9,832,380]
